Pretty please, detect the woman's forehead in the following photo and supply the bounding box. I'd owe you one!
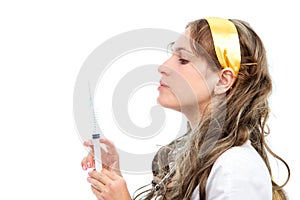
[172,30,192,52]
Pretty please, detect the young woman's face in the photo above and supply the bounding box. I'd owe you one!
[157,30,219,118]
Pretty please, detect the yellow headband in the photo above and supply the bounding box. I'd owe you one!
[205,17,241,76]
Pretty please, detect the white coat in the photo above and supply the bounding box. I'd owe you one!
[191,140,272,200]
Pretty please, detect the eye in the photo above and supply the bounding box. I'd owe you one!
[179,58,190,65]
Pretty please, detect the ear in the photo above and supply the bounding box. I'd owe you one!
[214,68,236,95]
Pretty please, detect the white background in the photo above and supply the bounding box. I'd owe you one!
[0,0,299,199]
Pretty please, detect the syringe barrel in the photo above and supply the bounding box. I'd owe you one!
[92,134,102,171]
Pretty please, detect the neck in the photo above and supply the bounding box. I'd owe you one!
[183,108,201,130]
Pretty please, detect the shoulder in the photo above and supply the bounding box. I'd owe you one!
[213,140,266,171]
[205,140,272,200]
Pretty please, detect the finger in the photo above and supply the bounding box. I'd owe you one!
[100,139,118,155]
[83,140,95,168]
[100,150,119,170]
[100,150,110,169]
[83,140,93,148]
[91,186,104,200]
[87,176,105,192]
[81,157,88,170]
[102,168,118,181]
[81,154,95,170]
[89,170,111,185]
[86,151,95,168]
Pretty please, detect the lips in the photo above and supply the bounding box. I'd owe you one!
[158,80,169,91]
[160,80,169,88]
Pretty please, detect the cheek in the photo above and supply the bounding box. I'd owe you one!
[157,82,212,113]
[195,81,212,104]
[176,75,212,109]
[188,67,217,106]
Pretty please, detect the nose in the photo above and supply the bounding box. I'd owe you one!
[158,64,167,75]
[158,56,174,75]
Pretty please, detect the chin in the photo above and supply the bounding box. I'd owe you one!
[157,97,180,111]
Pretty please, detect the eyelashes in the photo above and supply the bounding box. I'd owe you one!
[178,58,190,65]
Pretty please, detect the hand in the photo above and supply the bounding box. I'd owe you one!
[81,138,121,176]
[87,169,131,200]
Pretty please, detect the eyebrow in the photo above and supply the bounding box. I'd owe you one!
[174,47,187,51]
[168,42,194,55]
[173,47,194,57]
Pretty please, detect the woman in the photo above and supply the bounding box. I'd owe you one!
[81,17,290,200]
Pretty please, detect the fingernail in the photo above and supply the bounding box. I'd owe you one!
[82,165,87,170]
[88,170,93,176]
[87,162,91,168]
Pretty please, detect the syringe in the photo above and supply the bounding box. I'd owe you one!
[88,82,102,171]
[92,133,102,171]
